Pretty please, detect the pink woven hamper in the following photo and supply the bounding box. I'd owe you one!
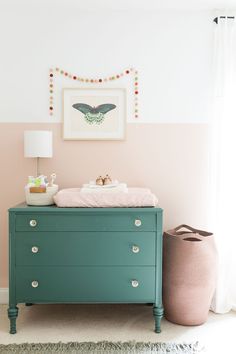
[163,224,218,326]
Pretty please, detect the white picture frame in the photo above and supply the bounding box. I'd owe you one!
[63,88,126,140]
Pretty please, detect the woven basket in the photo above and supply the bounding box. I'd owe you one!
[163,224,218,325]
[25,185,59,206]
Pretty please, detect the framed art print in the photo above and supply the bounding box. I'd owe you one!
[63,88,126,140]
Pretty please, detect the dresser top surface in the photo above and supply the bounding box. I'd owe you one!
[9,202,162,214]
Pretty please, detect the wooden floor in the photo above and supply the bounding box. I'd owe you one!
[0,304,235,354]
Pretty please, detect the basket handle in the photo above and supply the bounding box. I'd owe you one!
[174,224,212,237]
[174,224,198,232]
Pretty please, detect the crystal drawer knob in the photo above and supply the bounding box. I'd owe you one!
[31,281,39,288]
[29,220,37,227]
[131,280,139,288]
[32,246,39,254]
[132,245,140,253]
[135,219,142,227]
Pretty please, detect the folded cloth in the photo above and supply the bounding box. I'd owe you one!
[83,180,120,188]
[81,183,128,193]
[54,188,158,208]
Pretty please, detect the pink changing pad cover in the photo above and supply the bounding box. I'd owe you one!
[54,188,158,208]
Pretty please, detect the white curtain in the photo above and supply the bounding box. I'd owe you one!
[209,15,236,313]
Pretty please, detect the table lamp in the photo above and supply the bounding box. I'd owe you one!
[24,130,53,176]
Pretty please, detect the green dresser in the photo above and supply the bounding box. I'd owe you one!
[8,203,164,334]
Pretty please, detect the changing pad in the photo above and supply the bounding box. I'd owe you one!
[54,188,158,208]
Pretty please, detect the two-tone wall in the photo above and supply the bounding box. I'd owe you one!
[0,2,213,289]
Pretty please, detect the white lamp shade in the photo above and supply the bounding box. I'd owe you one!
[24,131,53,158]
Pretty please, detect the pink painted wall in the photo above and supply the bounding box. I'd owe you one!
[0,123,209,287]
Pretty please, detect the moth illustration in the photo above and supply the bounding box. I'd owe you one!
[72,103,116,125]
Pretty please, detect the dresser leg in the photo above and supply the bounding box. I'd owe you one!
[153,306,164,333]
[8,306,19,334]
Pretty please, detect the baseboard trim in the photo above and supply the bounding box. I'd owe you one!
[0,288,8,304]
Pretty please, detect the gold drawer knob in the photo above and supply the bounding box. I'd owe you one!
[31,246,39,254]
[31,280,39,288]
[131,280,139,288]
[29,220,37,227]
[132,245,140,253]
[135,219,142,227]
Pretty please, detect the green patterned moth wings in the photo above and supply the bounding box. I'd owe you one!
[72,103,116,124]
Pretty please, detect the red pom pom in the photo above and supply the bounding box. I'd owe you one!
[116,75,120,78]
[135,91,138,94]
[135,82,138,85]
[99,79,102,82]
[65,72,68,76]
[126,70,129,74]
[73,76,77,80]
[50,74,53,77]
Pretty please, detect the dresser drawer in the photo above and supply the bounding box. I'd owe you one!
[15,213,157,232]
[16,266,155,303]
[15,232,156,266]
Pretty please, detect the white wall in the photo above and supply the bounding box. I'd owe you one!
[0,1,214,287]
[0,1,214,123]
